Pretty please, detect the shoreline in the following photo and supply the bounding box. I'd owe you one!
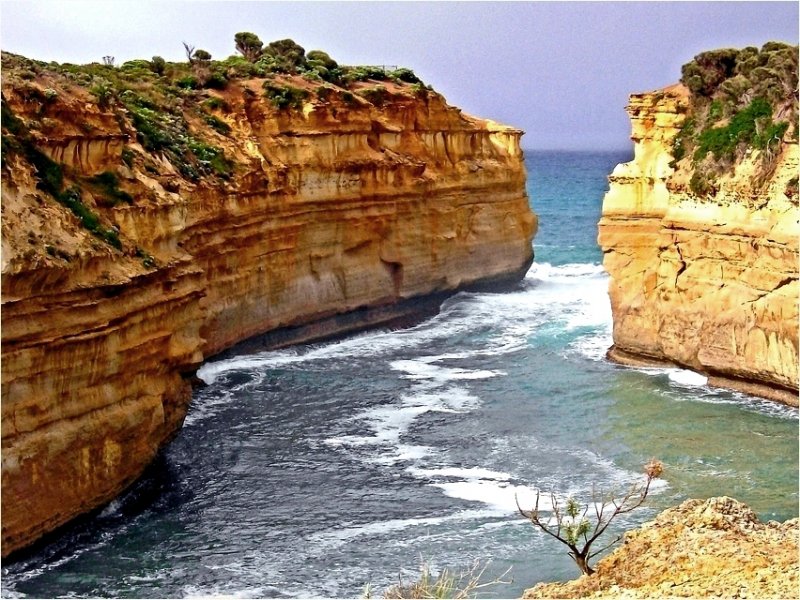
[606,346,799,408]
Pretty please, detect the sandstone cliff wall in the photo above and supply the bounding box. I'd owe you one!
[598,87,799,404]
[1,63,536,555]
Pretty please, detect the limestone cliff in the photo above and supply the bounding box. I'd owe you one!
[599,44,799,404]
[0,52,536,555]
[524,497,799,599]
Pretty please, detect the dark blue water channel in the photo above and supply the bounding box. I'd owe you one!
[3,151,797,598]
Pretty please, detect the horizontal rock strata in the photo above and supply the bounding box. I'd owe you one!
[1,61,536,555]
[599,87,799,405]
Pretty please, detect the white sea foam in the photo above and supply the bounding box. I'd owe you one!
[183,390,236,427]
[391,359,503,382]
[668,369,709,387]
[197,261,609,385]
[306,508,500,551]
[567,329,613,361]
[182,584,271,599]
[527,262,606,281]
[407,466,512,481]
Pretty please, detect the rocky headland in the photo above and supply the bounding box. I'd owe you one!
[0,45,536,556]
[598,43,799,405]
[524,496,799,599]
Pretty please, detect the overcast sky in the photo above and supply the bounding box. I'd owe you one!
[1,1,797,150]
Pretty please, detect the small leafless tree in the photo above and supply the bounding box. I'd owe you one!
[182,42,196,64]
[517,459,663,576]
[102,55,115,67]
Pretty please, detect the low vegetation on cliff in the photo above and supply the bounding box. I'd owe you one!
[0,32,431,265]
[670,41,797,196]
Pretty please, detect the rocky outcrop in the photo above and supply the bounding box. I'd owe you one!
[524,497,799,599]
[599,85,799,404]
[0,55,536,555]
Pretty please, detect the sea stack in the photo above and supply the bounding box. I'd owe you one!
[598,43,799,405]
[0,50,537,556]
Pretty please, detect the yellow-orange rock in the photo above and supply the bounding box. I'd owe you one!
[1,67,536,555]
[598,86,799,405]
[524,497,799,599]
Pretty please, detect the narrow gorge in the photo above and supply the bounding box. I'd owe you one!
[599,44,799,405]
[0,52,536,556]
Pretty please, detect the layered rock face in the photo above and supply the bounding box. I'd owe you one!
[599,86,799,404]
[524,497,799,599]
[1,59,536,555]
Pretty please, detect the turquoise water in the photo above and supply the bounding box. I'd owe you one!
[3,150,797,598]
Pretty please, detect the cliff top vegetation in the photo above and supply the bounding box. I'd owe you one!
[669,41,798,196]
[1,32,431,179]
[0,34,435,263]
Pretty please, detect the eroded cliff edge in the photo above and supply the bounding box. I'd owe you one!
[524,497,799,599]
[0,51,537,555]
[598,43,799,404]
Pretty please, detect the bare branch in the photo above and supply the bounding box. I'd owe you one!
[182,41,196,64]
[518,460,663,576]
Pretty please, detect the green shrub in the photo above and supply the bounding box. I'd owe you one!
[315,86,333,101]
[262,82,309,109]
[89,82,113,108]
[680,48,740,97]
[689,170,718,197]
[121,146,135,167]
[341,90,356,106]
[150,56,166,75]
[264,38,307,72]
[203,96,229,111]
[234,32,264,62]
[187,139,233,177]
[390,67,421,84]
[58,186,122,249]
[204,114,231,134]
[306,50,338,70]
[122,93,234,180]
[203,70,228,89]
[694,97,772,161]
[176,75,198,89]
[86,170,134,205]
[357,85,388,106]
[754,120,789,149]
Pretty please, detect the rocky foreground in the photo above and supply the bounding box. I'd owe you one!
[524,497,799,599]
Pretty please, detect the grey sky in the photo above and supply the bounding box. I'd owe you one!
[1,1,797,150]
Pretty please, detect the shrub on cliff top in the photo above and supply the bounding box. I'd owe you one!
[672,42,797,192]
[234,32,264,62]
[262,82,310,109]
[263,38,307,73]
[357,85,389,107]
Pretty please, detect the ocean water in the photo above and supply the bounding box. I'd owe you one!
[3,150,797,599]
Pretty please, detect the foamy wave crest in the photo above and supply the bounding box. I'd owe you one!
[668,369,709,387]
[184,389,237,426]
[567,329,613,361]
[527,262,606,282]
[182,584,272,599]
[391,359,504,382]
[198,261,611,385]
[306,508,500,551]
